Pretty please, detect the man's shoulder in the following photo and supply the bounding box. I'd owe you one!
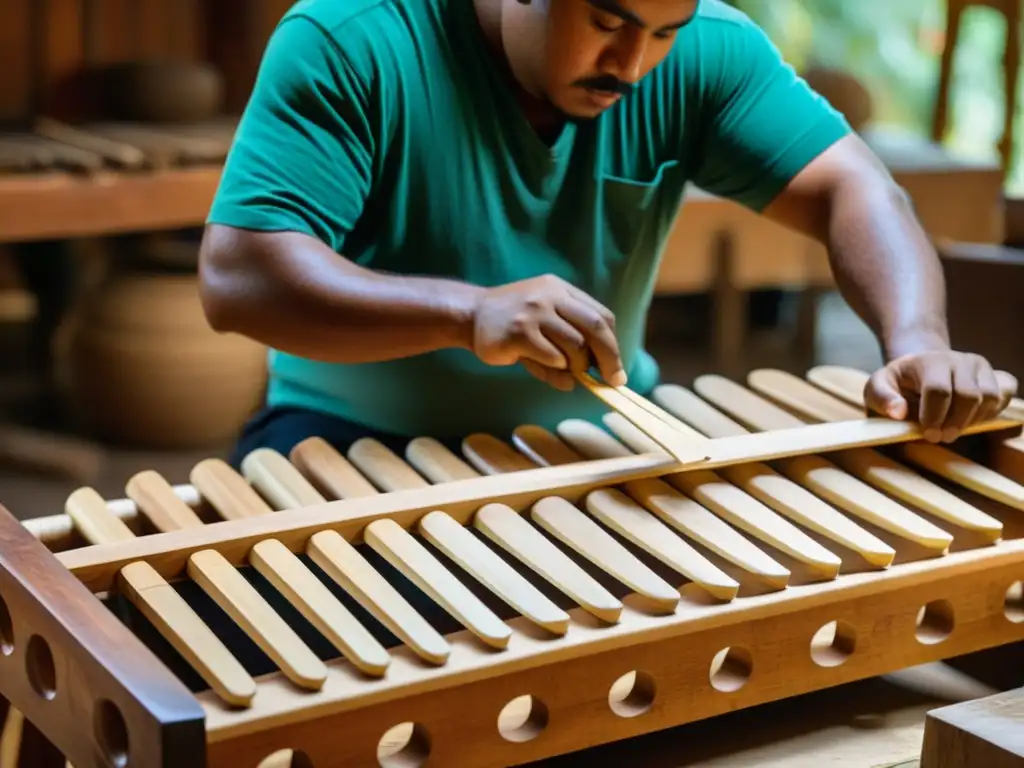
[649,0,772,88]
[690,0,758,28]
[281,0,443,43]
[657,0,780,88]
[275,0,448,82]
[282,0,395,32]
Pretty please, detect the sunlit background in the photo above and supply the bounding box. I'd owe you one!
[738,0,1019,189]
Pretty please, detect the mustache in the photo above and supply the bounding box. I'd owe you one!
[573,74,635,96]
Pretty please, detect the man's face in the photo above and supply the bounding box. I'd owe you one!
[505,0,699,119]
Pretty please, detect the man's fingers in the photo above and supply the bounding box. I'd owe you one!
[940,357,983,442]
[540,315,591,374]
[518,327,568,371]
[864,367,908,420]
[556,300,625,387]
[522,360,575,392]
[914,356,953,442]
[974,363,1004,423]
[996,370,1019,413]
[564,284,617,330]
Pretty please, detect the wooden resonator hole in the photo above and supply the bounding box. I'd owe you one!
[0,592,12,656]
[498,695,549,743]
[810,620,857,667]
[95,700,129,768]
[1006,581,1024,624]
[258,749,314,767]
[26,635,56,700]
[915,600,955,645]
[377,722,430,768]
[609,670,656,718]
[709,646,753,693]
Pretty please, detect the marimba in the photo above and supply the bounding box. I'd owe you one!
[1,365,1023,768]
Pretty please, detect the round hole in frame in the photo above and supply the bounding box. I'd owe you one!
[709,646,753,693]
[26,635,56,700]
[915,600,955,645]
[810,620,857,667]
[1006,581,1023,624]
[377,722,430,768]
[0,592,13,656]
[608,670,656,718]
[497,695,549,743]
[95,699,129,768]
[257,750,315,767]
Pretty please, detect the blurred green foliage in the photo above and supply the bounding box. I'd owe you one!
[731,0,1022,193]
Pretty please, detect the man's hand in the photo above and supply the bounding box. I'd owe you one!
[470,274,625,391]
[864,350,1018,443]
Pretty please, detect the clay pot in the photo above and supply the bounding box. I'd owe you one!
[802,65,874,132]
[93,59,224,124]
[58,262,266,449]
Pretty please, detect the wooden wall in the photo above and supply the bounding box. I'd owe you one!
[0,0,295,127]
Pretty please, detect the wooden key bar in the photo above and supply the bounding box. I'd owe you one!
[125,470,331,690]
[64,487,257,708]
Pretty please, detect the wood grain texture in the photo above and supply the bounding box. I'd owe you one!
[0,0,32,124]
[33,0,86,120]
[0,503,205,767]
[922,687,1024,768]
[197,546,1024,765]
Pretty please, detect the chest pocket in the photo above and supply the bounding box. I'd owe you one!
[600,159,683,259]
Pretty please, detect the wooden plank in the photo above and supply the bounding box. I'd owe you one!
[922,688,1024,768]
[0,0,32,125]
[135,0,171,59]
[87,0,133,64]
[0,167,221,242]
[35,0,86,120]
[172,0,204,61]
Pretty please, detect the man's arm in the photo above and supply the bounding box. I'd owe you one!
[199,226,481,362]
[199,17,480,362]
[199,15,625,386]
[685,10,1016,439]
[760,133,950,361]
[760,133,1018,437]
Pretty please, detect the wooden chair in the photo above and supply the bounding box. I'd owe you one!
[933,0,1021,175]
[936,197,1024,384]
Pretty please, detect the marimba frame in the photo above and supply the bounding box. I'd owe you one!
[1,367,1023,768]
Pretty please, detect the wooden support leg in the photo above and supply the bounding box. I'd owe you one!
[1000,3,1020,174]
[932,1,964,146]
[794,287,822,364]
[0,698,12,768]
[712,231,744,378]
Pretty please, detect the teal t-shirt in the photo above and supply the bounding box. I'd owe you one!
[208,0,850,439]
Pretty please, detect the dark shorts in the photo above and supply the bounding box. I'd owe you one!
[113,406,523,694]
[226,404,467,471]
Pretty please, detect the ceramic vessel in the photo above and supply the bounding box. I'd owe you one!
[59,257,266,449]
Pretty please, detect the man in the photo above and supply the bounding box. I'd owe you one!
[200,0,1017,466]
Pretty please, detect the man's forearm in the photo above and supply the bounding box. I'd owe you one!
[199,225,482,362]
[824,173,951,360]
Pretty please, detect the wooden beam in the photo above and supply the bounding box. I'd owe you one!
[922,687,1024,768]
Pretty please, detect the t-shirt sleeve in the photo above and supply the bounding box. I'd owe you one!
[687,15,852,211]
[207,15,380,252]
